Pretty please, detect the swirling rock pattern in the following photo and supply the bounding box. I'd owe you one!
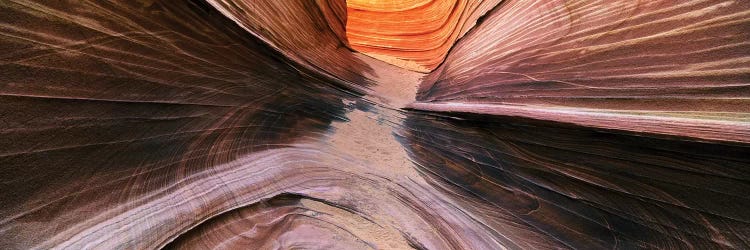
[415,0,750,143]
[202,0,375,89]
[400,113,750,249]
[0,0,354,248]
[1,0,749,249]
[345,0,501,72]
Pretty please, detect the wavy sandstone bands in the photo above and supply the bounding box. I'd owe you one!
[0,0,353,248]
[345,0,501,72]
[415,0,750,143]
[0,1,501,248]
[400,113,750,249]
[203,0,375,90]
[1,0,749,249]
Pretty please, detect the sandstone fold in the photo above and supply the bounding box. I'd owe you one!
[345,0,501,72]
[204,0,375,90]
[1,0,749,249]
[0,0,352,248]
[415,0,750,143]
[399,113,750,249]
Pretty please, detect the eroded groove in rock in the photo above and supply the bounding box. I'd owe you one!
[204,0,376,89]
[1,0,749,249]
[415,0,750,143]
[165,194,415,249]
[0,1,501,249]
[398,112,750,249]
[0,0,353,248]
[345,0,501,72]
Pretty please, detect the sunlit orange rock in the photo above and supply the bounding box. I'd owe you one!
[345,0,501,72]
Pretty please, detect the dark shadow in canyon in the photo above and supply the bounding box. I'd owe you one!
[0,0,367,248]
[398,111,750,249]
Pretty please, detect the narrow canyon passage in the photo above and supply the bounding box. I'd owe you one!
[1,0,749,249]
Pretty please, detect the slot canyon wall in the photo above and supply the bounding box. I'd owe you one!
[1,0,749,249]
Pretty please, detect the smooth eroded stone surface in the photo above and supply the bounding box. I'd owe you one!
[415,0,750,143]
[1,0,749,249]
[345,0,501,72]
[0,0,352,248]
[399,112,750,249]
[204,0,376,89]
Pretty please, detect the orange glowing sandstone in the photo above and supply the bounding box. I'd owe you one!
[345,0,500,72]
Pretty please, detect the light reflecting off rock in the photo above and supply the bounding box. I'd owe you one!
[1,0,749,249]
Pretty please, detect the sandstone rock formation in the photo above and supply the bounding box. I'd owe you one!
[415,0,750,143]
[1,0,748,249]
[345,0,501,72]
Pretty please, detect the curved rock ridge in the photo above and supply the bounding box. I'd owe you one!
[399,113,750,249]
[1,0,749,249]
[416,0,750,143]
[345,0,501,72]
[0,0,336,248]
[0,1,494,248]
[164,195,416,249]
[204,0,375,89]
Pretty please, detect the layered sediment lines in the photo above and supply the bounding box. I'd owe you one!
[346,0,501,72]
[1,0,749,249]
[204,0,374,89]
[415,0,750,143]
[0,1,497,248]
[400,113,750,249]
[0,0,350,248]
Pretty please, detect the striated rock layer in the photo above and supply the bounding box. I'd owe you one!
[203,0,375,89]
[1,0,749,249]
[345,0,501,72]
[400,113,750,249]
[0,0,355,248]
[415,0,750,143]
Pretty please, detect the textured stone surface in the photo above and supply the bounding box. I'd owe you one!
[0,1,354,248]
[415,0,750,143]
[400,113,750,249]
[345,0,501,72]
[1,0,749,249]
